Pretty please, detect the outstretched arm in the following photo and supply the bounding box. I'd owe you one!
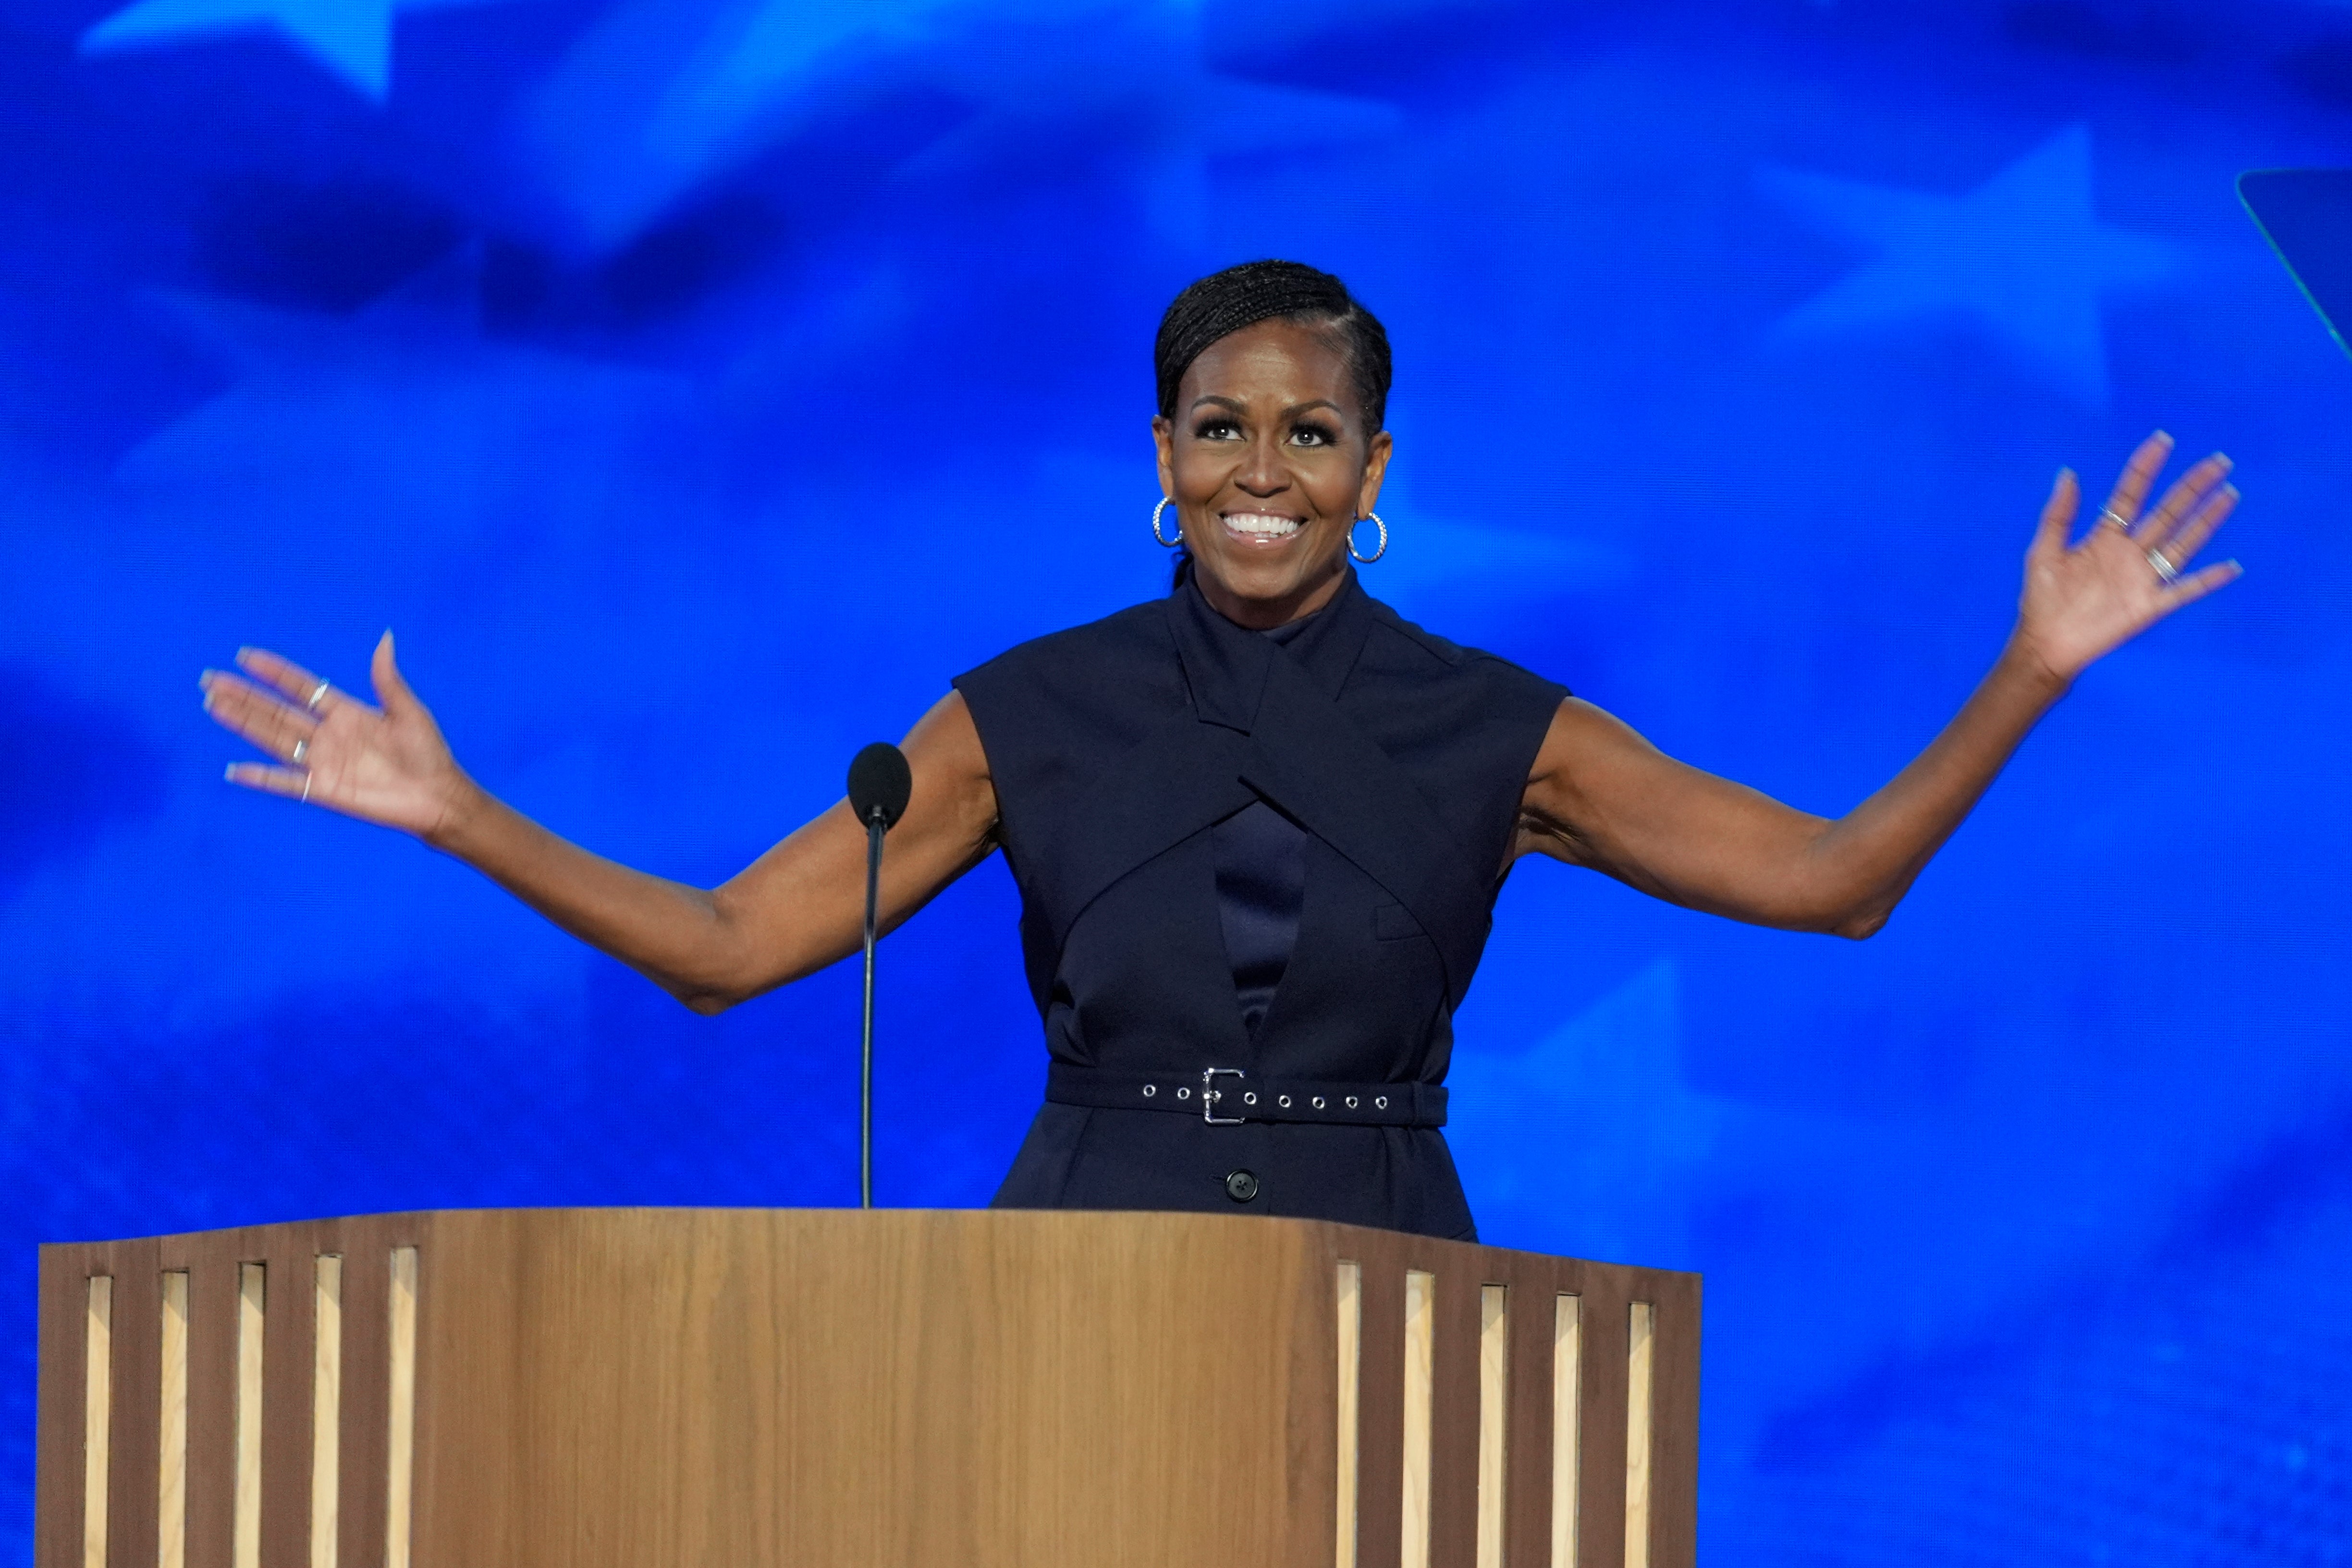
[1516,433,2241,938]
[200,636,1000,1011]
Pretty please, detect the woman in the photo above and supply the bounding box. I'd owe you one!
[199,261,2240,1240]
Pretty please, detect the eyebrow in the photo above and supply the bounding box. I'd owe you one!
[1188,395,1346,418]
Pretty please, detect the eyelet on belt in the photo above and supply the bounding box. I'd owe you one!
[1243,1091,1258,1105]
[1346,1095,1360,1109]
[1312,1096,1327,1110]
[1375,1095,1389,1109]
[1142,1084,1156,1097]
[1177,1086,1191,1099]
[1278,1094,1292,1108]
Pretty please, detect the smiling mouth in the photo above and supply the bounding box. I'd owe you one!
[1222,511,1304,543]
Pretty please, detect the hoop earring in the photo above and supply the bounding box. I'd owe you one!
[1152,496,1183,548]
[1348,513,1388,564]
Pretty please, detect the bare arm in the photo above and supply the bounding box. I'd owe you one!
[201,637,999,1012]
[1517,433,2242,938]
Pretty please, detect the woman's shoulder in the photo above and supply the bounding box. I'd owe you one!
[955,597,1172,690]
[1356,594,1570,704]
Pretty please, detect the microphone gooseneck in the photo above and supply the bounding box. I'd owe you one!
[849,742,911,1209]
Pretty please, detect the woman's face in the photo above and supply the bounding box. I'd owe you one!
[1153,318,1392,629]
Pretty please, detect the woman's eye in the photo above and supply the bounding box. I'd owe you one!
[1193,418,1240,440]
[1291,423,1335,447]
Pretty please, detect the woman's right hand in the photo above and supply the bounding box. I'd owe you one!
[201,632,475,841]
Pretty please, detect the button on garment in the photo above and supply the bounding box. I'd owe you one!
[953,570,1566,1239]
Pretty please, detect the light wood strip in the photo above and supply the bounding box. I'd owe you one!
[1334,1261,1360,1568]
[1400,1269,1435,1568]
[1623,1302,1654,1568]
[233,1265,265,1568]
[385,1247,417,1568]
[311,1257,343,1568]
[157,1273,187,1568]
[83,1276,112,1568]
[1476,1285,1508,1568]
[1552,1293,1581,1568]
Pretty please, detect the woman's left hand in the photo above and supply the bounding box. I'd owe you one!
[2012,430,2242,684]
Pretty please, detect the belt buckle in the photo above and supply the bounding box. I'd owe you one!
[1201,1067,1245,1126]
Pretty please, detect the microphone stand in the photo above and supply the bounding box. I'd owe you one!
[860,806,885,1209]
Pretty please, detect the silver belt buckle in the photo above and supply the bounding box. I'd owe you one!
[1202,1067,1245,1126]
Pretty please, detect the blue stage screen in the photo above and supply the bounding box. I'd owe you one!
[5,0,2349,1558]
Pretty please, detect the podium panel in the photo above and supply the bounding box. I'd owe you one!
[37,1210,1699,1568]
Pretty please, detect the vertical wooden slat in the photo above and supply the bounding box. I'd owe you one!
[259,1232,317,1568]
[1427,1260,1482,1568]
[385,1247,418,1568]
[1576,1277,1629,1568]
[1642,1276,1702,1568]
[83,1275,113,1568]
[232,1266,264,1568]
[311,1257,343,1568]
[1335,1261,1361,1568]
[1501,1265,1556,1568]
[1353,1238,1407,1568]
[1398,1271,1434,1568]
[159,1273,189,1568]
[1552,1292,1582,1567]
[1622,1303,1654,1568]
[331,1235,387,1568]
[104,1245,162,1568]
[180,1236,237,1568]
[1474,1286,1508,1568]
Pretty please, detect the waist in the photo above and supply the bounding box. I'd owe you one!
[1045,1063,1447,1128]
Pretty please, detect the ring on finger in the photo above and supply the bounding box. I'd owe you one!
[291,738,309,765]
[2099,507,2132,532]
[2147,547,2180,586]
[307,679,330,712]
[301,774,311,803]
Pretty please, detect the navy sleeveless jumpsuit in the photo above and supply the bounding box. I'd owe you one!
[953,569,1564,1239]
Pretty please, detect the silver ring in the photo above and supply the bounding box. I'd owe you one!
[291,739,308,765]
[306,680,330,712]
[300,774,311,803]
[2147,547,2180,585]
[2100,507,2132,532]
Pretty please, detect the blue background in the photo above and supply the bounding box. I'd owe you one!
[5,0,2349,1558]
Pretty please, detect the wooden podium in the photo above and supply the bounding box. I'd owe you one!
[37,1210,1698,1568]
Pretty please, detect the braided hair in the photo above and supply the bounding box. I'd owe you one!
[1153,261,1392,587]
[1154,259,1392,433]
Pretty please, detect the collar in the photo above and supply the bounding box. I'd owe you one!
[1166,569,1374,732]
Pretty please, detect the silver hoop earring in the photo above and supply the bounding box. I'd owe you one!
[1152,497,1183,548]
[1349,513,1388,564]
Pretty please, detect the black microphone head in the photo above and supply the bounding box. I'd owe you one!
[847,742,913,830]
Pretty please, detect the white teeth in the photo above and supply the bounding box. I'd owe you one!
[1224,512,1301,538]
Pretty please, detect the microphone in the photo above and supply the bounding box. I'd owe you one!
[847,742,911,1209]
[848,742,913,831]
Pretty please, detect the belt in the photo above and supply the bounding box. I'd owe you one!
[1046,1063,1447,1128]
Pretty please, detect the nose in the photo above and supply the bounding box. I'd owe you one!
[1233,432,1290,497]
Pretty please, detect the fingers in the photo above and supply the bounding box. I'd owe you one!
[2160,558,2243,611]
[201,669,318,762]
[223,761,314,800]
[2137,452,2233,547]
[369,630,413,716]
[2098,430,2174,528]
[233,646,338,714]
[2033,468,2078,561]
[2154,481,2239,571]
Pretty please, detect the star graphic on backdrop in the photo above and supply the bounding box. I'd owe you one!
[516,0,1400,251]
[1758,124,2178,403]
[1446,960,1730,1261]
[80,0,506,100]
